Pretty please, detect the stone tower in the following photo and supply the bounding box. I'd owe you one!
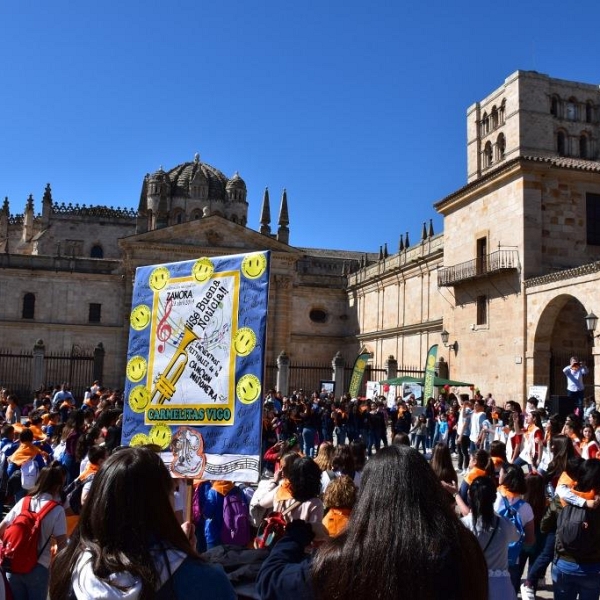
[467,71,600,183]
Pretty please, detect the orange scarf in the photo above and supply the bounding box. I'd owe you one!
[29,424,46,441]
[465,467,487,485]
[274,479,293,502]
[498,484,521,501]
[9,442,43,467]
[78,462,100,481]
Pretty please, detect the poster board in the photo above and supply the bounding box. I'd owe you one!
[528,385,548,405]
[122,251,270,483]
[366,380,381,400]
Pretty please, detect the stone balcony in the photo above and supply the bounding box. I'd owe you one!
[438,249,520,286]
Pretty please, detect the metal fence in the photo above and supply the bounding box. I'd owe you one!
[0,349,33,399]
[44,348,96,400]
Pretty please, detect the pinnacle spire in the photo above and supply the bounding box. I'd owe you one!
[260,187,271,235]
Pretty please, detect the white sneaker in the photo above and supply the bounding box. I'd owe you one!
[520,583,536,600]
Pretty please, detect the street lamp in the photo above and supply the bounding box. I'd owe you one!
[585,312,598,336]
[441,329,458,353]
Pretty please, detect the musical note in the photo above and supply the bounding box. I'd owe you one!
[157,299,173,352]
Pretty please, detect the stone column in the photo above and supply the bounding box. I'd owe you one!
[276,350,290,396]
[332,351,345,398]
[94,343,105,383]
[31,339,45,392]
[385,355,398,381]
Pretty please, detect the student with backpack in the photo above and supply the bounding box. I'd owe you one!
[201,481,251,548]
[552,459,600,600]
[5,429,47,502]
[494,465,535,593]
[0,461,67,600]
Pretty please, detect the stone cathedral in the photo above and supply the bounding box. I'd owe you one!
[2,70,600,404]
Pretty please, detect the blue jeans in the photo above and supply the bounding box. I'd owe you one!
[302,427,316,457]
[552,559,600,600]
[7,562,49,600]
[526,532,554,589]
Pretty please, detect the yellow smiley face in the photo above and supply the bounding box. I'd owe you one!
[126,356,148,383]
[241,253,267,279]
[192,258,214,283]
[130,433,150,447]
[130,305,151,331]
[236,374,261,404]
[149,266,170,291]
[233,327,257,357]
[148,423,172,449]
[128,385,151,413]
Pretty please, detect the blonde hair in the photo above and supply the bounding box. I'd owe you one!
[323,474,357,510]
[314,442,335,471]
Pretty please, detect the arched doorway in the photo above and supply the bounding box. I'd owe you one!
[533,294,594,398]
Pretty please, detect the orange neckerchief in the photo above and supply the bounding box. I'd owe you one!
[28,424,46,441]
[491,456,504,470]
[465,467,487,485]
[557,471,576,489]
[212,480,235,496]
[9,442,43,466]
[274,479,294,502]
[498,484,521,501]
[78,462,100,481]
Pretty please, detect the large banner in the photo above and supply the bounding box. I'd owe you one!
[348,348,371,398]
[423,344,438,401]
[122,251,270,483]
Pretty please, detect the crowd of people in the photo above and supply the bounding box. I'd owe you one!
[0,380,597,599]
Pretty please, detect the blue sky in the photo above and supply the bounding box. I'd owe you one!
[1,1,599,252]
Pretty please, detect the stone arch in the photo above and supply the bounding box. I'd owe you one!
[533,294,593,395]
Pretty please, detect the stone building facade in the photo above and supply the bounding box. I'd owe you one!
[2,70,600,404]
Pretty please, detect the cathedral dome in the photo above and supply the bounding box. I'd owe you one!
[163,154,229,200]
[226,171,246,191]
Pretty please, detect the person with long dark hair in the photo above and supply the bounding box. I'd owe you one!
[430,442,458,505]
[257,445,488,600]
[49,446,235,599]
[458,476,519,600]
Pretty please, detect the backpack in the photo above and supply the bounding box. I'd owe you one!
[254,500,301,550]
[556,502,598,560]
[220,486,251,546]
[63,474,94,516]
[0,496,59,574]
[20,459,39,491]
[497,496,525,566]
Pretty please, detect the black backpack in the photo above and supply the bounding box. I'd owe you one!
[63,474,94,515]
[556,502,599,560]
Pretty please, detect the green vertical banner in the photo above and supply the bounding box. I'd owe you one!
[348,348,371,398]
[423,344,438,401]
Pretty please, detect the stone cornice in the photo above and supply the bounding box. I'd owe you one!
[525,261,600,288]
[356,318,443,341]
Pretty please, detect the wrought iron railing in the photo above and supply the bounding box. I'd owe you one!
[438,249,519,286]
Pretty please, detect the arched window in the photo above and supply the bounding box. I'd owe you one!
[580,134,589,159]
[551,95,559,117]
[557,131,567,156]
[191,210,202,220]
[90,245,103,259]
[483,141,493,168]
[499,99,506,124]
[491,106,498,129]
[566,97,578,121]
[586,101,594,124]
[22,293,35,319]
[496,133,506,161]
[481,112,489,136]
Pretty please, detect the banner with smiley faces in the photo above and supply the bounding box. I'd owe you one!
[122,251,270,482]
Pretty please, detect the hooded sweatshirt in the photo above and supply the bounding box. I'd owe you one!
[202,481,236,548]
[71,548,236,599]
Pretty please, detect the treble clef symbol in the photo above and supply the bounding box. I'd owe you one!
[157,299,173,353]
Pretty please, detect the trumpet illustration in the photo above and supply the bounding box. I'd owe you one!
[151,326,199,404]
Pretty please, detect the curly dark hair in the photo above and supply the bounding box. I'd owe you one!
[288,456,322,502]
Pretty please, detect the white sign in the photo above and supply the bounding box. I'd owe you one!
[528,385,548,403]
[366,380,381,399]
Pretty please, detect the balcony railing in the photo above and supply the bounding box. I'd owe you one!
[438,249,520,286]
